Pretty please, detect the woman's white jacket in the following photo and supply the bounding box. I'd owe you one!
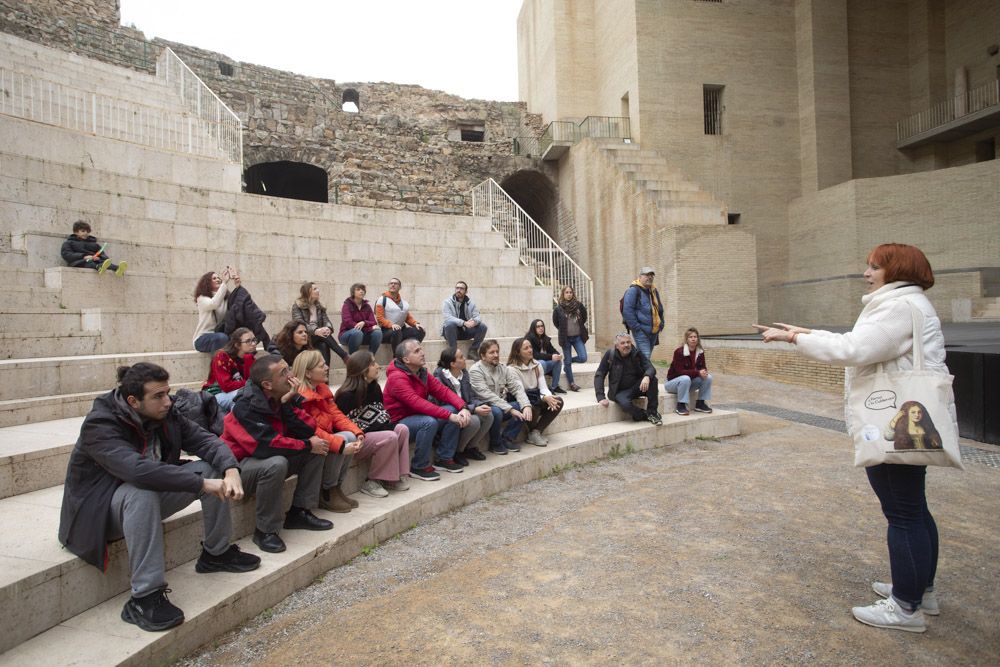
[795,281,953,436]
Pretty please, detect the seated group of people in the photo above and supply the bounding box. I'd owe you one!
[192,275,489,366]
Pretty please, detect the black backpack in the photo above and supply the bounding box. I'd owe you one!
[619,285,640,333]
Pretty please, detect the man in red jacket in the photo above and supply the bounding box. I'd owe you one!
[384,338,471,480]
[222,354,333,553]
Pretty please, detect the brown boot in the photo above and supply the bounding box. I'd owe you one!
[334,486,359,508]
[319,487,353,513]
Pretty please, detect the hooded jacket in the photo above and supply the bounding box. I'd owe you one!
[60,233,103,266]
[58,390,238,570]
[441,294,483,331]
[384,359,464,422]
[221,380,317,460]
[622,283,664,339]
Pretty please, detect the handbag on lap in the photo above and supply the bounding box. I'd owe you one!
[849,305,963,469]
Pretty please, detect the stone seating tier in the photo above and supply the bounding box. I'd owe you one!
[0,358,602,497]
[0,390,736,661]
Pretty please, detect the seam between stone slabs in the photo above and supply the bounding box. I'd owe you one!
[717,402,1000,469]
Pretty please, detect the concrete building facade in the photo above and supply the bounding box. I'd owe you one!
[517,0,1000,341]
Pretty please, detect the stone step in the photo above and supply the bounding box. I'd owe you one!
[656,201,727,224]
[971,297,1000,320]
[0,305,555,360]
[1,285,62,310]
[0,360,600,498]
[0,399,737,661]
[0,116,242,191]
[10,229,515,279]
[1,150,489,233]
[628,175,702,191]
[0,33,162,84]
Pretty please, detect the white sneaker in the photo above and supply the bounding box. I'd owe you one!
[525,430,547,447]
[872,581,939,616]
[360,479,389,498]
[383,477,410,492]
[851,597,926,633]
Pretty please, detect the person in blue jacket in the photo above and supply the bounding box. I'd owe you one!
[622,266,665,360]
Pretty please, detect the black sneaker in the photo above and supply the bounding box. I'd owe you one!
[489,443,509,455]
[121,588,184,632]
[647,409,663,426]
[195,544,262,574]
[552,386,567,394]
[675,402,690,416]
[433,459,464,473]
[410,466,441,481]
[694,400,713,413]
[466,447,486,461]
[504,439,521,452]
[453,453,470,467]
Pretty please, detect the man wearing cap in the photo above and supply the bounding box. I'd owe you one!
[622,267,665,360]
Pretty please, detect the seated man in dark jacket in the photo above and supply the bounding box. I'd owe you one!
[594,332,663,425]
[58,363,259,634]
[221,354,333,554]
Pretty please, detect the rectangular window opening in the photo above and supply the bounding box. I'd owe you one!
[218,61,234,77]
[460,129,485,142]
[727,212,741,225]
[703,84,724,135]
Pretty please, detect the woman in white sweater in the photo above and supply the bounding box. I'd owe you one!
[754,243,951,634]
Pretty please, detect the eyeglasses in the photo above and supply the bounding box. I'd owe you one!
[241,337,258,344]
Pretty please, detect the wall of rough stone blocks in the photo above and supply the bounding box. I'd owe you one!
[11,0,118,29]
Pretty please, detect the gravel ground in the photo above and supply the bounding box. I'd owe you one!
[179,374,1000,666]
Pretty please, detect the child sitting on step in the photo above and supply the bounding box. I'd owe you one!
[60,220,128,276]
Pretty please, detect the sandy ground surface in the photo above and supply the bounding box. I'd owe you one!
[181,374,1000,666]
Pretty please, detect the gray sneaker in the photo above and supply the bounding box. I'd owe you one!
[872,581,939,616]
[383,477,410,492]
[525,430,547,447]
[851,598,926,633]
[361,479,389,498]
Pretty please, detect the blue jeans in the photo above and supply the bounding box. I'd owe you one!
[561,336,588,384]
[214,388,241,412]
[399,405,459,469]
[442,322,488,355]
[865,464,938,609]
[194,332,229,353]
[339,327,383,354]
[631,329,655,360]
[664,374,712,404]
[539,359,562,389]
[488,403,526,446]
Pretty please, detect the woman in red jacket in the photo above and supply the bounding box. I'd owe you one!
[664,327,713,416]
[203,327,257,412]
[291,350,363,513]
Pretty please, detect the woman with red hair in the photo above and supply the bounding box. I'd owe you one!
[754,243,953,634]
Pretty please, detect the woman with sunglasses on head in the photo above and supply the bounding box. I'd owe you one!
[292,281,350,366]
[203,327,257,412]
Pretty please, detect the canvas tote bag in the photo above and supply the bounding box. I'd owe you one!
[850,304,963,469]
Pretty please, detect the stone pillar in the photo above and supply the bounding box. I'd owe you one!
[795,0,853,192]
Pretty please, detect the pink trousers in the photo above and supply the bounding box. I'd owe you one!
[357,424,410,481]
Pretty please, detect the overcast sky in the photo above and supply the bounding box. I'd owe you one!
[119,0,524,101]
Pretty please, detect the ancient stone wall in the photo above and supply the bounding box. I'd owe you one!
[155,40,542,213]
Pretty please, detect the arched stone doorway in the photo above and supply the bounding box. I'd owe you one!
[499,170,558,240]
[244,161,329,203]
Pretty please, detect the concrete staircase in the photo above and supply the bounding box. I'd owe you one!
[0,32,740,665]
[599,143,727,225]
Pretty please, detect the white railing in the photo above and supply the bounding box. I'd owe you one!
[0,66,237,161]
[897,80,1000,143]
[471,178,595,334]
[156,47,242,164]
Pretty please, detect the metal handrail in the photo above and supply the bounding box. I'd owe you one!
[157,47,243,164]
[513,115,631,156]
[0,65,236,161]
[897,80,1000,142]
[471,178,595,335]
